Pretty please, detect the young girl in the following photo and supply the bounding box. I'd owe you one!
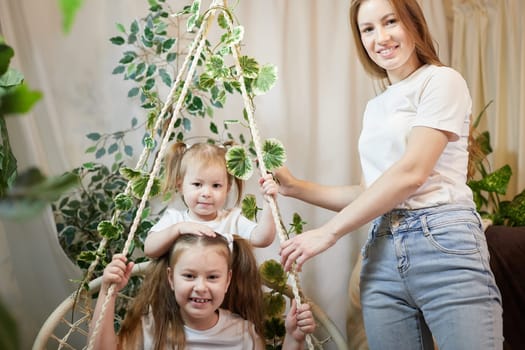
[90,233,315,349]
[145,141,278,258]
[276,0,503,349]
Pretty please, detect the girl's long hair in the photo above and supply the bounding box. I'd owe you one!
[117,234,264,349]
[349,0,443,86]
[163,141,244,206]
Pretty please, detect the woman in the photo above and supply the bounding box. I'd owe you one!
[276,0,503,349]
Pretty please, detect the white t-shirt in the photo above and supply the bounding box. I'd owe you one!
[142,308,263,349]
[150,207,257,240]
[358,65,475,209]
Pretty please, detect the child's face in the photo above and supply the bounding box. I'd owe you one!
[180,162,230,221]
[167,244,231,330]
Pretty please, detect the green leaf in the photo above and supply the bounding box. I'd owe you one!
[120,167,142,180]
[217,13,228,29]
[95,147,106,159]
[198,72,215,90]
[288,213,306,235]
[504,190,525,226]
[159,68,172,87]
[130,20,139,34]
[131,175,161,199]
[128,87,140,97]
[225,146,253,180]
[109,36,125,45]
[468,165,511,195]
[108,143,118,154]
[263,292,286,318]
[241,194,258,220]
[0,43,14,76]
[116,23,126,34]
[162,38,176,52]
[114,193,134,211]
[254,64,277,95]
[112,65,125,75]
[97,220,123,240]
[220,26,244,46]
[124,145,133,157]
[86,132,101,141]
[0,83,42,115]
[0,68,23,87]
[58,0,84,34]
[262,138,286,170]
[259,259,287,288]
[206,55,229,80]
[239,56,259,79]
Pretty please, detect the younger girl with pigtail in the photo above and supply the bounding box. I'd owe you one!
[144,141,279,258]
[90,233,315,349]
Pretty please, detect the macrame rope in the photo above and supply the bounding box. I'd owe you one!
[220,6,314,348]
[87,1,314,349]
[86,4,219,349]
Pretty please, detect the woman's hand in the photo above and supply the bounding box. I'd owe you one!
[273,166,297,197]
[280,227,337,271]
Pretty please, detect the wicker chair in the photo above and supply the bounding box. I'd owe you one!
[32,261,349,350]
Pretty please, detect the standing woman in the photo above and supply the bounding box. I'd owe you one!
[276,0,503,349]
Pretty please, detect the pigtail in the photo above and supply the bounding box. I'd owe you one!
[118,256,185,350]
[221,235,265,339]
[163,142,187,193]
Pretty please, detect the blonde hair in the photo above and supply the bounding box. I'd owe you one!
[349,0,443,86]
[117,234,264,349]
[163,141,244,206]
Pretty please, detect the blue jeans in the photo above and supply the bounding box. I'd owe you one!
[360,205,503,350]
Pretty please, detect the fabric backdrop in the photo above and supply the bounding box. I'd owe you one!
[0,1,523,349]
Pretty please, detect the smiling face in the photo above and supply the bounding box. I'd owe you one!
[179,161,230,221]
[167,242,231,330]
[357,0,421,83]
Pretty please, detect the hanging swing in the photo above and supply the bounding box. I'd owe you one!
[33,1,347,349]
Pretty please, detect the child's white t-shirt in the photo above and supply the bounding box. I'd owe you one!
[358,64,475,209]
[142,308,263,349]
[149,207,256,239]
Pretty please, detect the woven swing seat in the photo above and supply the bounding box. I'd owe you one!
[32,260,349,350]
[32,262,150,350]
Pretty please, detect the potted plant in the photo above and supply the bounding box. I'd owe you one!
[467,100,525,227]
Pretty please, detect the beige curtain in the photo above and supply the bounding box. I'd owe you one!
[0,1,522,349]
[451,0,525,195]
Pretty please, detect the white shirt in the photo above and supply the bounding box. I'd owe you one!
[150,207,257,240]
[142,308,263,349]
[358,65,475,209]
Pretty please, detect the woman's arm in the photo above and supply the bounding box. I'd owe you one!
[274,166,364,212]
[280,126,449,271]
[89,254,134,350]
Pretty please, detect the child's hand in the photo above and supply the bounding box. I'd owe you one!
[285,299,316,342]
[102,254,134,294]
[176,222,216,237]
[259,173,279,199]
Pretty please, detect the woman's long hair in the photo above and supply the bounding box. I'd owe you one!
[117,234,264,349]
[349,0,443,85]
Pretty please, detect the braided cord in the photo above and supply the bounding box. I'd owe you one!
[85,4,219,349]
